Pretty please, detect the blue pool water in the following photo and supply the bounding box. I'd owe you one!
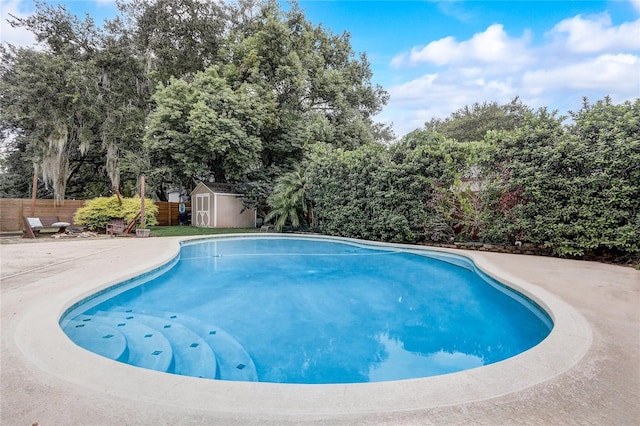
[60,237,552,384]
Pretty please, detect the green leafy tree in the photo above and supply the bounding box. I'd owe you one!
[419,98,533,241]
[145,66,273,189]
[226,1,389,179]
[1,2,153,200]
[307,135,466,243]
[92,17,154,196]
[480,108,566,244]
[2,0,388,203]
[120,0,229,85]
[307,144,388,239]
[425,97,531,143]
[388,130,468,242]
[546,97,639,255]
[0,46,101,203]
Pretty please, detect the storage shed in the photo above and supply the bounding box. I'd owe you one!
[190,182,256,228]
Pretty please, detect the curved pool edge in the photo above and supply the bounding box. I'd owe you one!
[12,234,593,417]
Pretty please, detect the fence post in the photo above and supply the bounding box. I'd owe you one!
[30,174,37,216]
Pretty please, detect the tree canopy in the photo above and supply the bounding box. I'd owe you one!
[1,0,388,200]
[424,97,532,144]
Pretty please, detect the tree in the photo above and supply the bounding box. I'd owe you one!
[119,0,229,85]
[306,134,467,244]
[144,66,272,190]
[225,1,389,178]
[552,97,639,255]
[308,143,392,239]
[479,108,566,244]
[264,166,311,230]
[1,0,389,202]
[0,46,101,203]
[388,130,469,242]
[1,2,153,200]
[141,0,389,199]
[91,16,154,196]
[425,97,531,143]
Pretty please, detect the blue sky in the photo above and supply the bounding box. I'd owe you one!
[2,0,639,137]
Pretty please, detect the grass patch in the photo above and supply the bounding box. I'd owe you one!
[149,226,259,237]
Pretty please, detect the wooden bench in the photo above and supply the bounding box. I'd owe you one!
[23,216,71,238]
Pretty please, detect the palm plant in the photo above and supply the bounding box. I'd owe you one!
[265,166,312,231]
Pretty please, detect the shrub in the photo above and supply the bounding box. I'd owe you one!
[73,196,159,231]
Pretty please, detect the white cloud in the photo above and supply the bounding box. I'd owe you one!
[409,36,460,66]
[390,52,408,68]
[523,54,640,94]
[550,13,640,53]
[383,71,522,136]
[0,0,37,47]
[389,73,441,103]
[465,24,523,63]
[393,24,533,69]
[631,0,640,13]
[386,12,640,137]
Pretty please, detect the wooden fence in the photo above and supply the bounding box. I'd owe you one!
[0,198,85,232]
[156,201,191,226]
[0,198,190,232]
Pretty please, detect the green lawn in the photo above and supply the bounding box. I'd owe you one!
[149,226,260,237]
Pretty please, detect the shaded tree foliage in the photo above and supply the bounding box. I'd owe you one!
[224,1,389,178]
[143,0,389,194]
[1,1,153,200]
[0,46,101,203]
[119,0,229,84]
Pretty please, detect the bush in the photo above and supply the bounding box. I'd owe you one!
[73,196,159,231]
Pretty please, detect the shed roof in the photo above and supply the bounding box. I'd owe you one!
[190,181,241,196]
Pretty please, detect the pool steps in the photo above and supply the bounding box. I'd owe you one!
[122,308,258,382]
[93,311,218,379]
[109,307,258,381]
[62,308,257,381]
[76,314,173,372]
[64,319,128,362]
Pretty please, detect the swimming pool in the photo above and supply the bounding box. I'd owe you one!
[60,236,552,384]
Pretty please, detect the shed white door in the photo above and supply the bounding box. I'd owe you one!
[195,193,210,227]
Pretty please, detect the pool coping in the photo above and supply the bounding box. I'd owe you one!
[5,234,593,418]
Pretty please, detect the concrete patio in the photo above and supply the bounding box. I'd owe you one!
[1,235,638,425]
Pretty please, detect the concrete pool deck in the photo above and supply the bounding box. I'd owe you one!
[1,235,638,425]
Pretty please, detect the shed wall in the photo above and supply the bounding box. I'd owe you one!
[189,184,255,228]
[214,194,255,228]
